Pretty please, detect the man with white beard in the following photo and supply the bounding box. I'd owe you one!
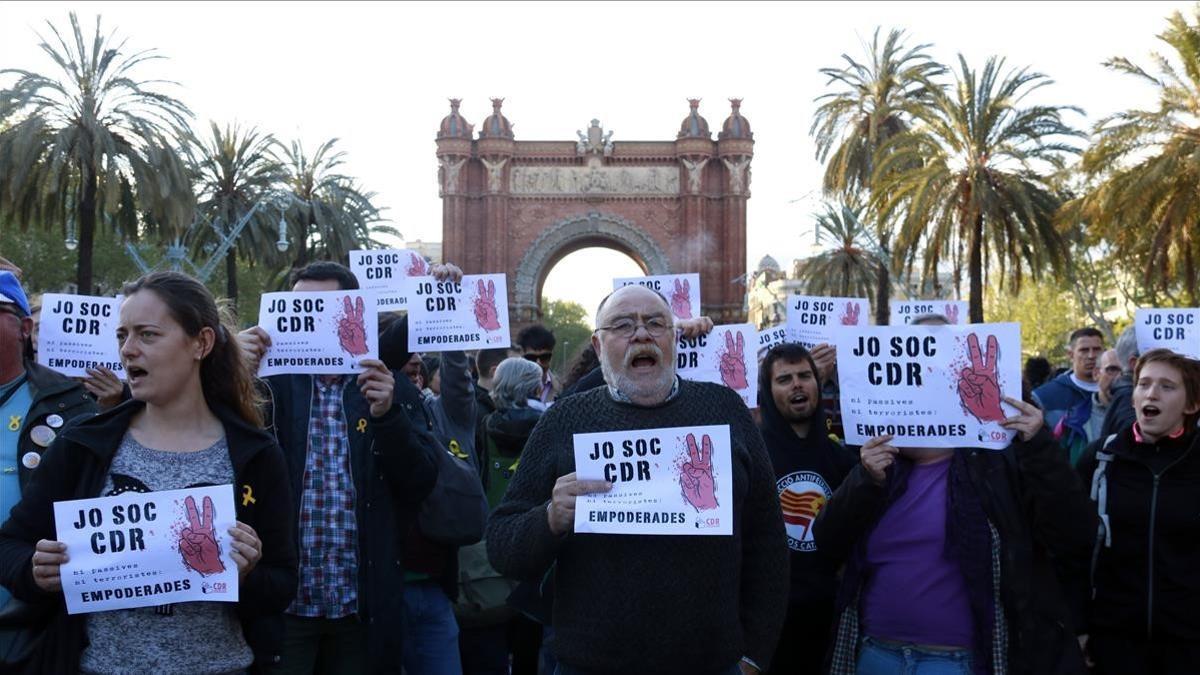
[486,284,788,675]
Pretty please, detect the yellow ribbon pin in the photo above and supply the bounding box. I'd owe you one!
[241,485,257,506]
[7,416,19,432]
[449,440,469,460]
[356,418,368,433]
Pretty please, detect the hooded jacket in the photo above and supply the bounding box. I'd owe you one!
[1077,427,1200,642]
[0,399,297,674]
[1033,372,1095,464]
[482,404,543,509]
[756,380,855,607]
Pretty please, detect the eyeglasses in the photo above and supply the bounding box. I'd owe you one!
[596,317,671,339]
[1103,365,1123,375]
[524,352,553,364]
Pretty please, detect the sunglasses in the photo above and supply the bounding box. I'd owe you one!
[524,352,553,364]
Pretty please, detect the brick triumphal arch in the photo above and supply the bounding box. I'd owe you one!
[436,98,752,325]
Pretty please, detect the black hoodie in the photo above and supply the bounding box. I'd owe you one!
[757,382,856,607]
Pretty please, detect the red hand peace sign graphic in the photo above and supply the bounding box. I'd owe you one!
[474,279,501,332]
[670,278,693,320]
[945,303,960,324]
[337,296,369,356]
[405,252,428,277]
[178,495,225,576]
[719,331,749,390]
[957,333,1006,422]
[680,433,719,511]
[840,301,861,325]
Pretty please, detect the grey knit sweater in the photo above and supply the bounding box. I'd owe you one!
[486,380,788,674]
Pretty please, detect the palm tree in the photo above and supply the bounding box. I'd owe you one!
[278,139,394,268]
[189,121,286,304]
[1076,8,1200,304]
[873,56,1082,323]
[796,202,884,299]
[810,28,944,323]
[0,13,193,294]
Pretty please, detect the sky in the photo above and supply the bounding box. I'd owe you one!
[0,0,1186,323]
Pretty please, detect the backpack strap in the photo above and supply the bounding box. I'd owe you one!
[1089,434,1118,596]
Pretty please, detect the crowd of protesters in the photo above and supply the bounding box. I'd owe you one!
[0,252,1196,675]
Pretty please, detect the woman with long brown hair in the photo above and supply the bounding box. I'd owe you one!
[0,271,296,674]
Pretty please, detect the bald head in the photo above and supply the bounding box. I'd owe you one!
[596,285,672,329]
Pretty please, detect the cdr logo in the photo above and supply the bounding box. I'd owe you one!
[694,516,722,529]
[201,581,228,595]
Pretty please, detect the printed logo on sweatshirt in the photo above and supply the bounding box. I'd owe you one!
[777,471,831,552]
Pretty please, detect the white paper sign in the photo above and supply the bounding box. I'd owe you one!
[677,324,758,408]
[756,324,796,363]
[55,485,239,614]
[613,273,701,320]
[349,248,430,311]
[890,300,968,325]
[573,425,733,535]
[786,295,870,348]
[257,290,378,376]
[407,274,511,352]
[1135,308,1200,360]
[834,323,1023,449]
[37,293,124,378]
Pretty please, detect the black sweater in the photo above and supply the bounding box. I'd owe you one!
[1078,428,1200,641]
[485,380,788,674]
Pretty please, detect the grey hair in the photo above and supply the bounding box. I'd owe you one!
[491,357,544,410]
[594,285,673,328]
[912,313,951,326]
[1115,326,1139,373]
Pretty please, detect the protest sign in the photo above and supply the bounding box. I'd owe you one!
[1135,308,1200,360]
[834,322,1022,450]
[349,248,430,311]
[756,324,795,363]
[786,295,870,348]
[37,293,124,378]
[890,300,968,325]
[612,273,701,320]
[407,273,511,352]
[55,484,239,614]
[573,424,733,536]
[677,323,758,408]
[257,290,378,376]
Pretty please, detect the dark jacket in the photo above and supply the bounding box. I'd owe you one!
[0,399,297,674]
[260,372,439,673]
[1099,373,1135,440]
[1077,427,1200,642]
[758,396,855,608]
[813,429,1092,674]
[16,362,98,493]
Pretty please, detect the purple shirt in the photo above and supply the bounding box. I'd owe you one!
[861,456,974,648]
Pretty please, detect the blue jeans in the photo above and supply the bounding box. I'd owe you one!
[401,582,463,675]
[555,664,740,675]
[856,637,973,675]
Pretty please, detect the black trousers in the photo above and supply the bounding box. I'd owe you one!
[1090,631,1200,675]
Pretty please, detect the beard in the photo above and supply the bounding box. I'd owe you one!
[600,342,675,404]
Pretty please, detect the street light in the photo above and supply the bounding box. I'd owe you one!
[64,215,78,251]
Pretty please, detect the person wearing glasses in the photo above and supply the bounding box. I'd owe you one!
[516,324,560,404]
[487,284,788,675]
[1087,349,1124,442]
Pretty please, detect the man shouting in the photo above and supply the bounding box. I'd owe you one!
[486,284,787,675]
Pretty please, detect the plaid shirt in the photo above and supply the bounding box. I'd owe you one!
[288,376,358,618]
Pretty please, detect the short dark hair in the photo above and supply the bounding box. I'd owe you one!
[291,261,359,291]
[517,324,556,351]
[757,343,820,405]
[1069,327,1104,345]
[1135,348,1200,429]
[476,348,509,378]
[1024,356,1052,388]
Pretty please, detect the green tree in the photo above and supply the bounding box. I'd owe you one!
[0,12,194,294]
[810,27,943,323]
[874,56,1082,322]
[278,139,395,268]
[984,277,1086,364]
[1076,7,1200,304]
[189,121,286,306]
[540,298,592,375]
[796,202,884,301]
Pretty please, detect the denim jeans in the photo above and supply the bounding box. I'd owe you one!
[554,663,741,675]
[856,636,974,675]
[401,582,463,675]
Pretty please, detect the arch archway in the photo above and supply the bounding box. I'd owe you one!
[514,211,671,321]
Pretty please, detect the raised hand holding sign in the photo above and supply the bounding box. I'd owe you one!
[680,433,719,512]
[179,495,224,576]
[719,331,749,390]
[957,333,1006,423]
